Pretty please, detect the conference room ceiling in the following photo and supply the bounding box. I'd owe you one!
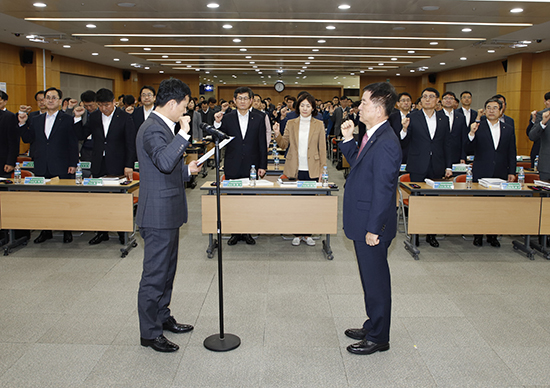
[1,0,550,85]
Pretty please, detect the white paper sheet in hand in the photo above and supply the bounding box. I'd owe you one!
[196,137,234,166]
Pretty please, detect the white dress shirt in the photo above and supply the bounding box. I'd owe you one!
[468,120,500,149]
[462,107,471,126]
[143,106,154,121]
[237,110,249,139]
[424,110,437,139]
[443,109,454,131]
[44,111,59,139]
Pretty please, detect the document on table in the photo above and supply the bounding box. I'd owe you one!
[196,137,234,166]
[228,178,274,186]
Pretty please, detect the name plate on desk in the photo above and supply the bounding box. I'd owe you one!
[400,164,407,172]
[432,182,454,189]
[80,161,91,169]
[452,164,468,172]
[83,178,103,186]
[297,181,317,188]
[24,177,45,185]
[134,162,139,170]
[501,182,522,190]
[21,161,34,168]
[222,180,243,187]
[517,156,524,161]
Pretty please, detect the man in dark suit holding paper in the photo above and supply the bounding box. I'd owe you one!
[339,82,402,355]
[136,79,200,353]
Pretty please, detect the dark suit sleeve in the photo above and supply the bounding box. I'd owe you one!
[339,139,358,167]
[442,120,452,168]
[508,128,517,175]
[529,111,545,142]
[258,117,268,170]
[20,121,34,144]
[124,114,137,167]
[6,113,20,166]
[142,124,189,174]
[74,117,92,141]
[68,117,79,167]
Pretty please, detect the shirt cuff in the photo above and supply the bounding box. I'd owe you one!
[178,130,190,141]
[342,138,354,143]
[214,121,221,129]
[468,133,475,141]
[541,122,547,129]
[74,116,82,124]
[400,130,407,139]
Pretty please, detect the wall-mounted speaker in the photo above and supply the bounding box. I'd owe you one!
[428,73,437,84]
[122,70,131,81]
[20,49,34,65]
[501,60,508,73]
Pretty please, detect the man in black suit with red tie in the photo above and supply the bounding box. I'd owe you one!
[19,87,79,244]
[339,82,402,355]
[213,86,267,245]
[401,87,452,248]
[73,88,136,245]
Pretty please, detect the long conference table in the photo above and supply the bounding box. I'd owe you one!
[0,179,139,257]
[200,176,338,260]
[400,181,550,260]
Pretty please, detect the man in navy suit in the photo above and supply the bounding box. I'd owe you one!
[74,88,137,245]
[136,79,200,353]
[492,94,515,130]
[214,86,268,246]
[458,91,478,128]
[388,92,412,163]
[401,87,453,247]
[132,85,156,131]
[467,97,516,247]
[0,99,19,178]
[339,82,401,355]
[441,91,468,164]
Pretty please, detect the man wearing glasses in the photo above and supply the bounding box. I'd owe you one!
[73,88,136,245]
[214,86,267,246]
[441,91,468,164]
[19,87,79,244]
[401,87,452,248]
[132,86,156,131]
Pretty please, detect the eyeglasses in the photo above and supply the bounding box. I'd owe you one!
[141,93,154,98]
[442,96,455,101]
[486,106,501,111]
[45,96,59,101]
[422,95,437,100]
[236,96,250,101]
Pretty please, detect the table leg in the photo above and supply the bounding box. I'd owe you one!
[207,233,217,259]
[120,231,138,258]
[3,230,29,256]
[404,234,420,260]
[529,235,550,260]
[322,234,334,260]
[512,235,536,260]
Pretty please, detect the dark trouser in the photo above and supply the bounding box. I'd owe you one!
[138,227,179,339]
[540,171,550,182]
[353,239,392,343]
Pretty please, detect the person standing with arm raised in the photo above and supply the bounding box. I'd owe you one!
[136,79,201,353]
[339,82,402,355]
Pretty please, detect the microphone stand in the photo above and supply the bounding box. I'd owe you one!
[204,135,241,352]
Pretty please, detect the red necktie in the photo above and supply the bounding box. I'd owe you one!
[356,133,369,159]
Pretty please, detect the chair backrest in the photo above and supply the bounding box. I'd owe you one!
[454,174,467,183]
[16,156,32,163]
[525,173,539,184]
[399,173,410,183]
[11,170,33,179]
[517,161,531,169]
[132,171,140,181]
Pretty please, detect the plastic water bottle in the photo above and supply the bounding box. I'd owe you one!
[322,166,329,188]
[535,155,539,172]
[75,162,83,185]
[273,150,280,169]
[14,162,22,184]
[249,165,257,187]
[466,166,473,189]
[518,166,525,187]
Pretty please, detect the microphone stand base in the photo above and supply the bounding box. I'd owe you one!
[204,333,241,352]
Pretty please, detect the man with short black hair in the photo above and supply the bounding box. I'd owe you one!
[492,94,515,129]
[199,100,214,125]
[528,92,550,181]
[136,78,200,353]
[441,91,468,164]
[133,86,156,130]
[0,91,9,112]
[389,92,412,163]
[459,91,477,128]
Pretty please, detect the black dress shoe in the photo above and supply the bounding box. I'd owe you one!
[34,230,53,244]
[426,234,439,248]
[347,339,390,355]
[89,232,109,245]
[140,335,179,352]
[63,231,73,243]
[487,235,500,247]
[344,328,369,340]
[473,235,483,247]
[228,234,240,246]
[243,234,256,245]
[118,232,125,245]
[162,316,194,334]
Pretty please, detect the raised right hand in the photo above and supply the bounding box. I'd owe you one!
[469,121,480,136]
[18,112,28,125]
[401,117,410,132]
[214,111,224,123]
[341,119,355,140]
[542,110,550,125]
[273,122,280,137]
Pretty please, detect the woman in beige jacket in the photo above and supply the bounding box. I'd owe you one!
[273,93,327,246]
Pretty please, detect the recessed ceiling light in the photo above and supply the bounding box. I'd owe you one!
[187,65,192,68]
[176,61,181,63]
[422,6,439,11]
[396,73,400,76]
[460,57,467,60]
[63,45,70,48]
[162,55,168,58]
[350,73,355,75]
[205,71,210,74]
[308,56,314,59]
[145,67,150,69]
[144,47,151,51]
[245,56,252,59]
[368,67,373,70]
[92,52,99,56]
[113,58,120,61]
[86,24,96,28]
[440,62,446,65]
[302,66,307,69]
[253,66,258,68]
[223,24,232,29]
[317,40,326,43]
[462,28,472,32]
[33,2,47,7]
[120,38,129,42]
[312,49,319,52]
[160,70,164,73]
[305,62,310,65]
[240,48,247,51]
[249,61,255,64]
[378,63,384,66]
[488,50,495,53]
[410,69,415,72]
[338,4,351,10]
[393,27,405,31]
[510,8,523,13]
[360,70,364,73]
[408,50,415,53]
[207,3,219,8]
[391,57,397,61]
[117,2,136,7]
[233,38,241,43]
[195,68,200,71]
[430,41,438,45]
[326,25,336,30]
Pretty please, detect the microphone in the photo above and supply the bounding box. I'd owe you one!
[200,123,229,140]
